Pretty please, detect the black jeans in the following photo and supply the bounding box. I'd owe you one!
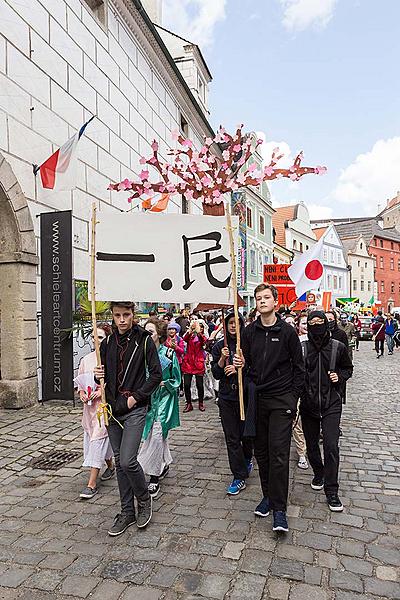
[218,397,253,480]
[107,407,149,516]
[254,397,294,511]
[375,339,384,355]
[183,373,204,404]
[301,409,341,496]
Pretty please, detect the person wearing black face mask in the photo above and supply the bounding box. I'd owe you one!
[300,311,353,513]
[326,311,349,349]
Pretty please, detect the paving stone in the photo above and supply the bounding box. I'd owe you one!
[241,549,273,576]
[102,560,154,585]
[201,556,237,575]
[297,533,331,551]
[174,571,204,594]
[265,577,290,600]
[336,540,365,558]
[270,558,304,582]
[60,574,99,597]
[0,566,34,588]
[38,553,76,570]
[121,585,162,600]
[329,570,363,593]
[376,565,398,581]
[196,573,231,599]
[289,583,329,600]
[304,565,322,585]
[229,572,266,600]
[277,544,314,564]
[330,514,364,528]
[66,555,101,575]
[13,552,46,566]
[23,569,64,591]
[341,556,373,576]
[90,580,127,600]
[222,542,244,560]
[368,544,400,566]
[316,551,339,569]
[364,577,400,599]
[148,565,181,588]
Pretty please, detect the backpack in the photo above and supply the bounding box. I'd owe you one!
[301,339,340,373]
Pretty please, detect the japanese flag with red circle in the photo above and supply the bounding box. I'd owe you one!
[288,237,324,299]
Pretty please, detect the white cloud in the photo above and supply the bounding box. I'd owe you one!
[307,203,333,220]
[332,137,400,215]
[162,0,226,48]
[256,132,293,167]
[279,0,338,32]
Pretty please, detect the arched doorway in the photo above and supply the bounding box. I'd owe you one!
[0,154,38,408]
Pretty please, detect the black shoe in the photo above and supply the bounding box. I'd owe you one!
[254,497,270,517]
[148,482,160,498]
[272,510,289,532]
[159,465,169,480]
[137,496,153,528]
[327,494,343,512]
[311,477,324,491]
[108,513,136,537]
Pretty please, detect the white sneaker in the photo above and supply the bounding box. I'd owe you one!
[297,456,309,470]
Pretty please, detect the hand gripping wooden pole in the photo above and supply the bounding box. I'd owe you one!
[225,202,245,421]
[90,203,108,427]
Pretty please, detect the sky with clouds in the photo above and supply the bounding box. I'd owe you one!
[162,0,400,220]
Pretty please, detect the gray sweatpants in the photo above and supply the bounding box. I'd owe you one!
[107,406,149,516]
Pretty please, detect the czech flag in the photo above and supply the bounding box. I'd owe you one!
[33,116,94,191]
[288,237,324,299]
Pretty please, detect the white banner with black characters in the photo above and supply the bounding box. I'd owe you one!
[94,212,238,304]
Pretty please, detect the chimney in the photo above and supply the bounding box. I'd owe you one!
[140,0,162,25]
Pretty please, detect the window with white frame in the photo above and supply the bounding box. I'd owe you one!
[258,251,263,274]
[246,207,253,228]
[323,249,327,261]
[339,276,342,289]
[360,280,364,291]
[327,274,332,289]
[259,215,265,235]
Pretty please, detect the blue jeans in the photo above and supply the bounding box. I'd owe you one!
[386,334,394,353]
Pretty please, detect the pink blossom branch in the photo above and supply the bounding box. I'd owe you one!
[108,125,326,205]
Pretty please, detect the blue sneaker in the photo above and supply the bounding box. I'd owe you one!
[254,497,270,517]
[272,510,289,532]
[246,459,254,475]
[227,479,246,495]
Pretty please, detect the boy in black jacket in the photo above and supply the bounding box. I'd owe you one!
[94,302,162,536]
[300,311,353,512]
[235,283,304,533]
[211,312,253,496]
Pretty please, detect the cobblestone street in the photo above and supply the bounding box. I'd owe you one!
[0,343,399,600]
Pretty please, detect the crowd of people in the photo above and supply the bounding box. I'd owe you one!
[74,288,399,537]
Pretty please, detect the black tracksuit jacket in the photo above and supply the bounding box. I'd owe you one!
[300,338,353,418]
[100,325,162,417]
[241,314,305,410]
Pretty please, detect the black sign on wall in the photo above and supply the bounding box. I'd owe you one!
[40,211,73,400]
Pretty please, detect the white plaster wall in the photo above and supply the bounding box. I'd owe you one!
[0,0,212,301]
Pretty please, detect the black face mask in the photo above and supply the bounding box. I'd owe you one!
[308,323,330,349]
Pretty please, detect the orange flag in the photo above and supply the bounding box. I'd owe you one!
[142,193,170,212]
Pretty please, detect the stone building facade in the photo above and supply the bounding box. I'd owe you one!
[0,0,214,407]
[312,224,349,304]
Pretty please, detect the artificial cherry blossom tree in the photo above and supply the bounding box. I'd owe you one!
[108,124,326,214]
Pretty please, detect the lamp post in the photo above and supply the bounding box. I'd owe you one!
[347,264,352,297]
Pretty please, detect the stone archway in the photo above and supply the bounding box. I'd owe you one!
[0,154,38,408]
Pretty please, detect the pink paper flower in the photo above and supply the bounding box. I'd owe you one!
[139,170,149,181]
[148,156,157,164]
[171,129,179,141]
[212,190,221,198]
[185,190,194,200]
[248,163,257,172]
[205,137,213,146]
[151,141,159,152]
[222,150,230,161]
[182,138,193,148]
[196,183,202,191]
[233,144,241,152]
[201,176,211,185]
[289,173,298,181]
[139,156,147,165]
[264,166,274,177]
[117,178,132,191]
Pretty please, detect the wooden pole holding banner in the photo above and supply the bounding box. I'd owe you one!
[225,202,245,421]
[90,203,108,427]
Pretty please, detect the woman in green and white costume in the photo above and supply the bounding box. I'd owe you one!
[138,318,181,498]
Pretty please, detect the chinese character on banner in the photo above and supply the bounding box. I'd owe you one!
[94,213,238,304]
